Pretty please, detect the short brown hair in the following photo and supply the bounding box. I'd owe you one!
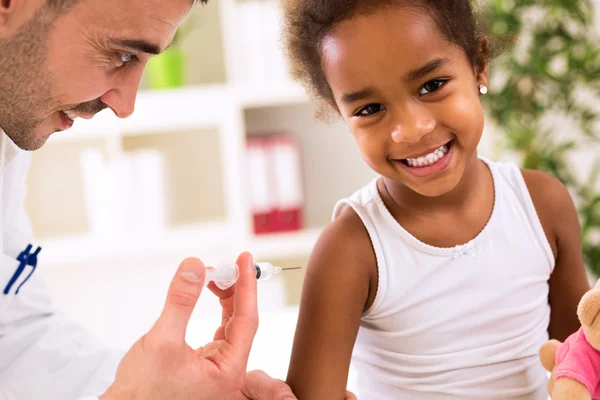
[46,0,208,11]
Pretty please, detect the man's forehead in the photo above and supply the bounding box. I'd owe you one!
[74,0,193,49]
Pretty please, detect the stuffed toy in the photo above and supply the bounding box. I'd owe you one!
[540,279,600,400]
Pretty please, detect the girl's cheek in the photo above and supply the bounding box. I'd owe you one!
[354,135,378,163]
[444,93,484,138]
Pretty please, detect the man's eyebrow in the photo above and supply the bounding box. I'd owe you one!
[111,39,162,55]
[406,58,451,81]
[341,87,376,104]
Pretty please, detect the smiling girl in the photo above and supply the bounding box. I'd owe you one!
[282,1,591,399]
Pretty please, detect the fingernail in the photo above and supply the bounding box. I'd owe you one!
[180,271,202,283]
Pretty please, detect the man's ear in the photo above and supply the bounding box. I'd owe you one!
[0,0,33,33]
[0,0,15,28]
[475,36,490,88]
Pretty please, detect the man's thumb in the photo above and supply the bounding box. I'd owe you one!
[242,370,297,400]
[152,257,206,342]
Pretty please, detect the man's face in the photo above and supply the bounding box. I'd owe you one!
[0,0,193,150]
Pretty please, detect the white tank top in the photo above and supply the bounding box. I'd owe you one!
[332,158,554,400]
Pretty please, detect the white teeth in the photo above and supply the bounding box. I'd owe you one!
[63,110,78,121]
[405,143,449,168]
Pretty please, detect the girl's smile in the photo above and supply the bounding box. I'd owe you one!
[391,139,455,178]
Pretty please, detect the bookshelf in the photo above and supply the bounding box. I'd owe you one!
[25,0,377,272]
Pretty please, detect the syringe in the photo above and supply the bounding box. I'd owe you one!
[206,260,299,290]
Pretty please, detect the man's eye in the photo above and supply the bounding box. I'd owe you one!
[356,104,385,117]
[116,53,137,66]
[419,80,447,96]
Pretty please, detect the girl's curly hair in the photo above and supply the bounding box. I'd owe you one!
[283,0,508,117]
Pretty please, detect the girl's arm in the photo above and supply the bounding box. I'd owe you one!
[523,170,591,342]
[286,208,376,400]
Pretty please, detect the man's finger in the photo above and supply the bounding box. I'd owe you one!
[345,390,358,400]
[208,279,235,300]
[242,370,297,400]
[226,252,258,352]
[152,257,206,342]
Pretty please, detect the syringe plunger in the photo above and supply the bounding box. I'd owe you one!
[206,261,283,290]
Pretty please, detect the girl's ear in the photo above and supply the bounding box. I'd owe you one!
[475,36,490,88]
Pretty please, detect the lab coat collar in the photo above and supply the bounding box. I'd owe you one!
[0,128,22,167]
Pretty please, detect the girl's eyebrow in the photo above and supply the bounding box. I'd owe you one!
[342,87,376,104]
[341,57,452,105]
[406,57,451,81]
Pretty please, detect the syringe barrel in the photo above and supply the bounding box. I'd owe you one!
[254,262,282,280]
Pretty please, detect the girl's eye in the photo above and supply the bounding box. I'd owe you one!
[419,80,447,96]
[356,104,385,117]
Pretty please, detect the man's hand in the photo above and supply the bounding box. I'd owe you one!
[101,252,258,400]
[225,370,359,400]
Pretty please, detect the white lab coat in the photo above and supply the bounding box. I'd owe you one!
[0,131,122,399]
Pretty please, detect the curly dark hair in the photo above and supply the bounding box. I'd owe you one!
[283,0,508,116]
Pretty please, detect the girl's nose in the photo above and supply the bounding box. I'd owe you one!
[391,115,437,144]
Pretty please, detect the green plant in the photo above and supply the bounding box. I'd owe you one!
[482,0,600,274]
[145,13,199,89]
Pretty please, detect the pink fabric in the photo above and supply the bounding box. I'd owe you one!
[555,328,600,397]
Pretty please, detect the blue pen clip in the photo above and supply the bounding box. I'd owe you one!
[3,244,42,295]
[16,245,41,294]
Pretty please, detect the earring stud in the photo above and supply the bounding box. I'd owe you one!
[479,85,488,95]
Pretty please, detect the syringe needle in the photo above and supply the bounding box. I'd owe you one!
[282,267,302,271]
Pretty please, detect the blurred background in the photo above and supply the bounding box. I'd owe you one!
[24,0,600,393]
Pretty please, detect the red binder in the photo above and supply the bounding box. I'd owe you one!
[246,133,304,235]
[269,134,304,233]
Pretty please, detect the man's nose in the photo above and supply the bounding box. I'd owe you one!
[100,70,144,119]
[100,87,137,119]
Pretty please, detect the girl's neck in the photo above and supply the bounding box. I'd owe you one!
[382,153,489,215]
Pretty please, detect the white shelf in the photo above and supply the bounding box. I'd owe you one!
[119,85,230,134]
[38,221,235,268]
[236,81,309,109]
[37,223,323,269]
[46,83,309,146]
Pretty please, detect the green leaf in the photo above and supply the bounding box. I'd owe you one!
[485,0,600,273]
